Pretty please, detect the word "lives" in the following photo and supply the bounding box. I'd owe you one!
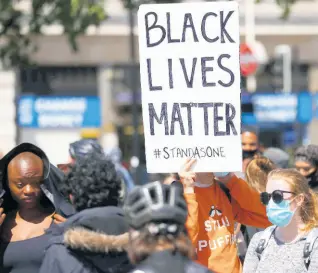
[147,56,235,91]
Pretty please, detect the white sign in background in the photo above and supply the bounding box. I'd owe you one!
[138,2,242,173]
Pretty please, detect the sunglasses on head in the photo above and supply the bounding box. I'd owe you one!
[260,190,295,205]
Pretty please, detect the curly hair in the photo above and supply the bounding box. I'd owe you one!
[60,155,121,211]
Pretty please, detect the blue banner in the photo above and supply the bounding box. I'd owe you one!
[18,96,101,128]
[243,92,312,125]
[252,93,298,123]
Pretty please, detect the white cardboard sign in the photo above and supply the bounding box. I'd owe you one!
[138,2,242,173]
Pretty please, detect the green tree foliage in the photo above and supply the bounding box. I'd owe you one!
[256,0,296,19]
[0,0,106,67]
[0,0,296,67]
[124,0,296,18]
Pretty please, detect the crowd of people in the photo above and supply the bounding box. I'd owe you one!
[0,131,318,272]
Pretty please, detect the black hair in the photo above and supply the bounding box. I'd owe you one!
[295,145,318,167]
[60,155,121,211]
[242,127,258,137]
[295,145,318,189]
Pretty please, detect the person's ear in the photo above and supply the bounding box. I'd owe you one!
[295,194,304,207]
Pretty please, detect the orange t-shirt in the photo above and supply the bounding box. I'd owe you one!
[184,175,271,273]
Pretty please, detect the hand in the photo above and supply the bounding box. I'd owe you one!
[53,214,67,225]
[178,158,197,194]
[0,207,6,227]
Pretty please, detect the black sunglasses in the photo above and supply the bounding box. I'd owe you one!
[260,190,295,205]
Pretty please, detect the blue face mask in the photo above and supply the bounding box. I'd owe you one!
[214,172,230,178]
[266,199,296,227]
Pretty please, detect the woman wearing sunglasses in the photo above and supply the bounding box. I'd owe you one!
[243,168,318,273]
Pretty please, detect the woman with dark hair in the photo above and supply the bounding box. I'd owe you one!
[58,140,134,203]
[124,181,213,273]
[40,155,132,273]
[0,143,75,273]
[294,144,318,192]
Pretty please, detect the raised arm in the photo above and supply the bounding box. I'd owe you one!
[178,159,200,246]
[218,173,271,228]
[219,173,268,215]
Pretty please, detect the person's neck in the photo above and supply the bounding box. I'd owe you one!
[276,215,306,243]
[17,205,47,222]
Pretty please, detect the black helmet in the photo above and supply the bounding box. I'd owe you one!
[69,139,104,160]
[124,181,187,230]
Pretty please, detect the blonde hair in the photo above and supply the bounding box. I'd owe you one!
[268,169,318,232]
[245,157,276,193]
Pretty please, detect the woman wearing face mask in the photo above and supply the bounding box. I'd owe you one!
[243,169,318,273]
[294,144,318,192]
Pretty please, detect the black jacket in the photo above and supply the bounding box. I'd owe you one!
[39,206,133,273]
[0,143,75,217]
[129,250,213,273]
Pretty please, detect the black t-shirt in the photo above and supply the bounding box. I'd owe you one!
[0,223,56,273]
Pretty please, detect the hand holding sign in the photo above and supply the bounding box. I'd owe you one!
[178,158,197,194]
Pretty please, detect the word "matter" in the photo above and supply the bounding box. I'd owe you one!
[149,102,237,136]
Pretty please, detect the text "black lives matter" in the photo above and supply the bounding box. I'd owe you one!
[143,10,239,137]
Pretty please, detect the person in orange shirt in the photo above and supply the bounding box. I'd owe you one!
[177,159,271,273]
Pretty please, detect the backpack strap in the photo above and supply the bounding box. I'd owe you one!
[216,180,231,202]
[255,226,276,259]
[303,228,318,268]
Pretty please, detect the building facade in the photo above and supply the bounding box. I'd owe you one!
[1,0,318,163]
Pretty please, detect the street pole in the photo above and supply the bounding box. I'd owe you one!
[245,0,257,92]
[128,5,140,184]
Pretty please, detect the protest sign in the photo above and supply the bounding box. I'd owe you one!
[138,1,242,173]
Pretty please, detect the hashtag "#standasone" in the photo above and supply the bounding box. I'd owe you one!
[153,146,226,159]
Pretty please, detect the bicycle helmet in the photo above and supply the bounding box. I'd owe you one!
[69,139,104,160]
[124,181,187,230]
